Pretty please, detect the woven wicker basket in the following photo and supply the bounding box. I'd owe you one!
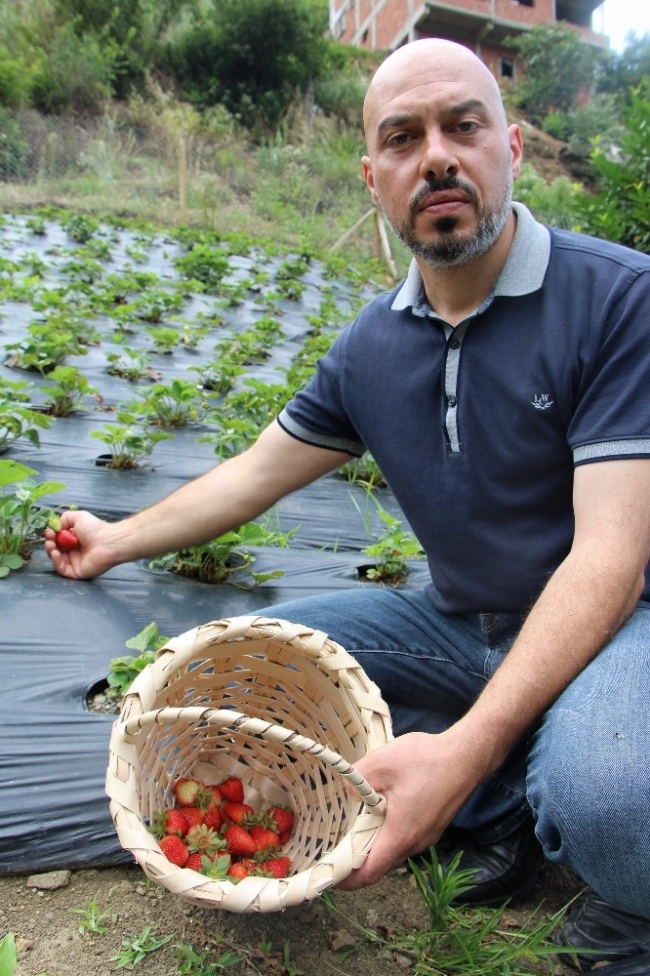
[106,615,392,913]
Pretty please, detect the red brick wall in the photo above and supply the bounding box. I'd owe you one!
[331,0,603,52]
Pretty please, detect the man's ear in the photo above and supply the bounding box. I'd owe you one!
[361,155,381,205]
[509,124,523,180]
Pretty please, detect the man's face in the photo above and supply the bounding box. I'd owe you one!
[361,45,522,269]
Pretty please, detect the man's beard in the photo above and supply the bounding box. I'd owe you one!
[389,172,513,270]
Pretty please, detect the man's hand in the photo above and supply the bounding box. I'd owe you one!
[336,730,487,890]
[44,510,117,580]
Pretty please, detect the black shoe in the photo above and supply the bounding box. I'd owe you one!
[555,890,650,973]
[440,816,544,907]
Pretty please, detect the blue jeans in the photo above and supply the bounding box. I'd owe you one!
[254,588,650,917]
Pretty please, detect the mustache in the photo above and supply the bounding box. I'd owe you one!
[409,177,479,219]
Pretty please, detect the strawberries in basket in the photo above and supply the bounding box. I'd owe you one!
[151,774,296,882]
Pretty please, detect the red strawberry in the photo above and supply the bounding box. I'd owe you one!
[207,785,222,805]
[159,835,189,867]
[181,806,206,829]
[219,776,244,803]
[227,862,250,882]
[250,824,280,853]
[266,805,295,835]
[224,824,257,857]
[151,808,188,838]
[56,528,78,552]
[204,803,223,831]
[279,829,292,846]
[173,778,204,808]
[186,852,205,871]
[263,855,292,879]
[220,801,254,824]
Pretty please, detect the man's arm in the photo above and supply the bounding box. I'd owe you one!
[45,421,350,579]
[338,457,650,889]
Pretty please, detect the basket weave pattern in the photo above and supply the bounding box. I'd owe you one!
[106,615,392,912]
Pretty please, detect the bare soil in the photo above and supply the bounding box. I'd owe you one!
[2,856,585,976]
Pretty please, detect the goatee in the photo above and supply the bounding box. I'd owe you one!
[389,173,513,269]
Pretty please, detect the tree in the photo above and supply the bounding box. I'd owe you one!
[597,33,650,104]
[168,0,330,132]
[507,24,600,124]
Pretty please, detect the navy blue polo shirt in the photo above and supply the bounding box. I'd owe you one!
[279,203,650,614]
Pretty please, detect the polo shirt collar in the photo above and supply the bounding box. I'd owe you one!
[391,201,551,313]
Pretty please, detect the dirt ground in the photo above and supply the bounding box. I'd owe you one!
[2,854,586,976]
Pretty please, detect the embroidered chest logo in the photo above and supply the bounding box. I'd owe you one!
[531,394,554,410]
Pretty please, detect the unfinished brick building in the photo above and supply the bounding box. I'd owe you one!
[329,0,607,81]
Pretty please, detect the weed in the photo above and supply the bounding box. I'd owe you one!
[70,894,117,935]
[174,941,243,974]
[322,848,565,976]
[111,924,172,968]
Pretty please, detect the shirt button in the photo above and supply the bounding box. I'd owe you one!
[448,395,457,408]
[449,339,461,349]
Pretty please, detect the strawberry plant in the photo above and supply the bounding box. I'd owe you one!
[174,244,230,292]
[136,379,212,428]
[340,454,387,490]
[189,360,245,395]
[107,621,170,697]
[41,365,98,416]
[146,325,181,353]
[63,212,98,243]
[0,460,65,576]
[4,316,90,373]
[352,493,424,585]
[148,517,295,586]
[106,347,156,382]
[90,411,173,469]
[0,401,53,454]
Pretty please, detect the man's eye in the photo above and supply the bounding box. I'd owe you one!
[386,132,412,146]
[455,120,479,133]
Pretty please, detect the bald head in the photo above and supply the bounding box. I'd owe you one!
[363,39,508,146]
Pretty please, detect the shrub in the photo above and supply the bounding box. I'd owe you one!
[30,22,118,114]
[573,87,650,253]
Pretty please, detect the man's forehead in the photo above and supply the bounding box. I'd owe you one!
[364,57,505,135]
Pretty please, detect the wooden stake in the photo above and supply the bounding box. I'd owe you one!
[329,206,399,281]
[329,208,376,252]
[178,136,187,224]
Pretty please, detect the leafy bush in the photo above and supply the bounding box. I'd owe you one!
[30,22,118,114]
[573,87,650,253]
[515,164,579,230]
[167,0,331,132]
[0,109,30,179]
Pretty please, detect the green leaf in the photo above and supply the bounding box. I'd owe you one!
[0,932,17,976]
[1,554,25,570]
[0,460,37,487]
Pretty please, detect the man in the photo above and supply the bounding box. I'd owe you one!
[46,39,650,973]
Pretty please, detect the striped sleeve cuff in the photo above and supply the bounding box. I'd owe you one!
[278,409,365,457]
[573,439,650,464]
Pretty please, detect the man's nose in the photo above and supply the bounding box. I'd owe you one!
[419,129,459,182]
